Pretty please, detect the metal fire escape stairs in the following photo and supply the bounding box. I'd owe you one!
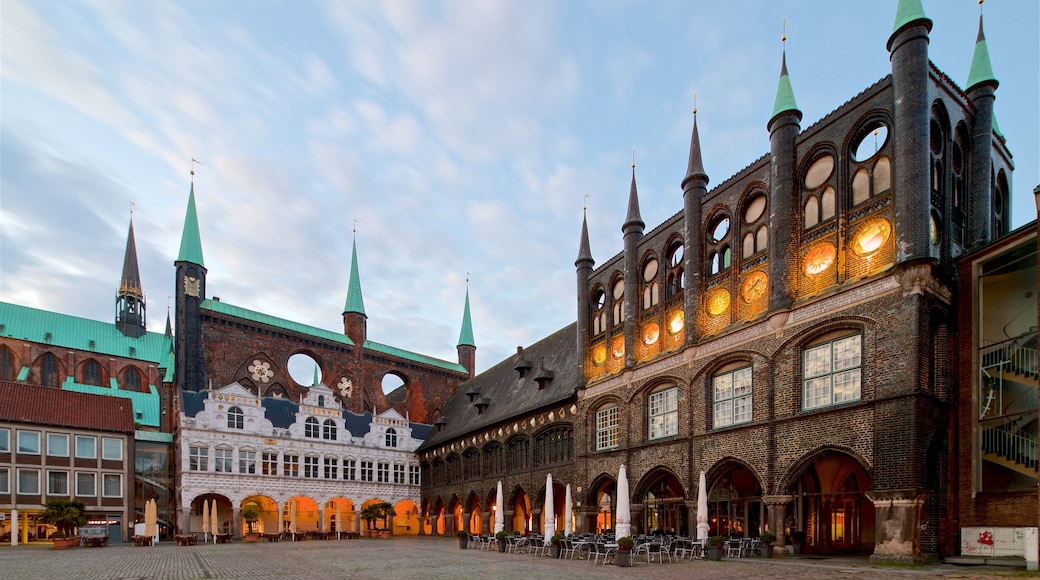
[979,334,1039,479]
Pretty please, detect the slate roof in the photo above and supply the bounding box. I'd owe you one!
[181,390,432,441]
[418,322,578,451]
[0,381,135,434]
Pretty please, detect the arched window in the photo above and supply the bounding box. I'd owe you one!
[534,427,573,467]
[123,367,142,392]
[641,259,659,309]
[83,360,102,386]
[40,352,60,387]
[385,427,397,448]
[304,417,320,438]
[323,419,337,440]
[0,346,14,381]
[227,406,244,429]
[611,279,624,327]
[463,448,481,480]
[665,243,684,299]
[595,404,619,451]
[506,437,530,472]
[317,395,325,407]
[483,443,504,476]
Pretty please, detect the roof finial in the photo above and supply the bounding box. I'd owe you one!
[693,91,698,116]
[129,201,135,223]
[353,218,359,236]
[631,148,636,169]
[466,272,470,287]
[782,16,788,46]
[191,157,202,183]
[583,192,589,215]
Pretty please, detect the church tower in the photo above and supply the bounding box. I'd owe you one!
[342,236,368,346]
[116,216,147,338]
[174,181,207,392]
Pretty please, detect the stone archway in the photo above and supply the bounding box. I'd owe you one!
[634,467,688,536]
[782,449,874,555]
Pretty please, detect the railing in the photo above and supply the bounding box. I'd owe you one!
[980,336,1038,379]
[980,425,1038,470]
[979,335,1038,420]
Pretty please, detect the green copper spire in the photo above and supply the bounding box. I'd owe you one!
[176,183,205,267]
[966,15,998,90]
[891,0,928,35]
[343,237,366,315]
[312,365,320,386]
[457,287,475,347]
[771,52,799,120]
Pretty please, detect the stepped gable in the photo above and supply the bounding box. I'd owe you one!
[418,322,578,450]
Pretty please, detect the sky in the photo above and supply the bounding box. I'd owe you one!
[2,0,1038,378]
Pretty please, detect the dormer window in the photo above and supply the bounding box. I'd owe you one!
[534,366,554,390]
[474,397,490,414]
[465,384,481,402]
[434,417,447,432]
[515,346,532,378]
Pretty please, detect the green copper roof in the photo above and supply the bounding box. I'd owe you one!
[966,15,997,90]
[0,302,172,364]
[457,288,475,347]
[62,376,161,428]
[312,365,320,386]
[891,0,928,35]
[771,52,799,119]
[176,184,205,267]
[364,340,467,374]
[992,113,1003,138]
[343,238,366,315]
[135,430,174,443]
[201,299,354,346]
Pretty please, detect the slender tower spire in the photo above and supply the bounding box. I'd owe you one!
[175,165,208,393]
[622,157,644,368]
[457,280,476,378]
[342,226,368,346]
[682,103,708,345]
[768,24,802,312]
[575,199,595,387]
[116,210,147,337]
[966,5,999,247]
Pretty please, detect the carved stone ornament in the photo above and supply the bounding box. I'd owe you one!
[184,276,201,297]
[338,377,353,399]
[248,360,273,383]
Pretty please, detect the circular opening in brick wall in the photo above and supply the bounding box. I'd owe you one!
[287,353,322,386]
[382,372,406,403]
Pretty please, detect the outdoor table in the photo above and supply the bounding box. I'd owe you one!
[215,533,232,544]
[131,535,153,547]
[174,534,198,546]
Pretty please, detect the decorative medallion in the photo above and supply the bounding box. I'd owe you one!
[592,344,607,366]
[611,336,625,359]
[668,311,684,334]
[852,218,891,256]
[740,271,768,303]
[337,377,353,399]
[570,404,578,414]
[249,360,273,383]
[642,323,660,345]
[706,289,730,317]
[549,411,555,421]
[183,276,200,297]
[803,242,837,275]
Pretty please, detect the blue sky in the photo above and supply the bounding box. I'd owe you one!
[2,1,1037,375]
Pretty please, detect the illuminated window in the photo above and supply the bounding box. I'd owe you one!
[804,334,862,410]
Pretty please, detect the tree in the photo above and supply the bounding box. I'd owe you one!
[361,502,395,531]
[39,499,88,538]
[242,507,260,534]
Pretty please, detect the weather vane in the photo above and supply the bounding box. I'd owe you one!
[583,192,589,213]
[632,148,636,169]
[693,91,699,115]
[782,16,788,45]
[353,218,359,235]
[129,201,135,221]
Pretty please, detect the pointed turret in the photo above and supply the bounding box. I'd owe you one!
[575,209,594,388]
[768,48,802,311]
[343,238,366,316]
[770,52,801,123]
[681,108,709,345]
[342,236,368,346]
[177,184,205,268]
[966,11,1000,248]
[622,165,645,233]
[890,0,929,40]
[116,217,147,337]
[457,286,476,378]
[312,365,320,387]
[966,15,998,91]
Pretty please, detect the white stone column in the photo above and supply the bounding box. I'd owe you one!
[10,509,17,546]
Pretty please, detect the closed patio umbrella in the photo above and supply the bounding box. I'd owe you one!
[144,499,156,542]
[289,501,297,541]
[210,500,219,542]
[564,484,573,537]
[697,470,710,542]
[494,481,504,534]
[543,473,555,541]
[201,499,210,542]
[616,464,631,539]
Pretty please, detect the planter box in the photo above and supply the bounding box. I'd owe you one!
[707,547,723,561]
[52,537,81,550]
[616,551,631,567]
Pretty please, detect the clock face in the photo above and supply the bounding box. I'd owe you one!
[740,271,768,303]
[851,218,891,256]
[803,243,837,276]
[706,289,730,317]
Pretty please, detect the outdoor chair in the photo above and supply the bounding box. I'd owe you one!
[725,539,743,558]
[588,542,616,565]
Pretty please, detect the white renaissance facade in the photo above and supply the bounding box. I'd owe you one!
[177,382,425,538]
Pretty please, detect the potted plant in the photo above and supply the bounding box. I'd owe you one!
[360,504,381,537]
[456,529,469,549]
[496,530,508,552]
[39,499,87,549]
[707,535,725,561]
[616,536,634,567]
[550,532,565,558]
[372,502,395,538]
[759,531,776,557]
[242,507,260,542]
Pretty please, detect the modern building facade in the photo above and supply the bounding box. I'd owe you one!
[0,381,136,545]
